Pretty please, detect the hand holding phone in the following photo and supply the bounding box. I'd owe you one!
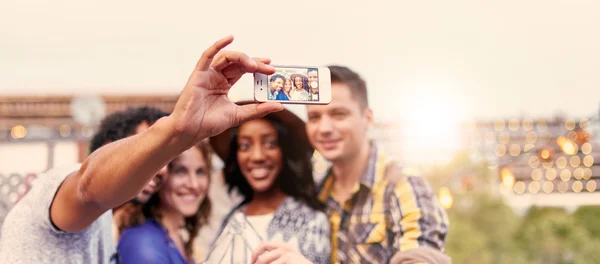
[254,65,331,104]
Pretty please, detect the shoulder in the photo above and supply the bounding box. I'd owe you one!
[118,220,170,263]
[119,220,164,246]
[284,198,328,223]
[385,162,433,190]
[10,164,83,231]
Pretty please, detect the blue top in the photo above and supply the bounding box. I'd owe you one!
[117,219,189,264]
[275,92,290,100]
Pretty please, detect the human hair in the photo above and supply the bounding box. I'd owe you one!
[292,74,309,93]
[89,106,169,153]
[270,74,285,83]
[141,141,213,260]
[327,65,368,109]
[223,115,322,211]
[307,68,318,75]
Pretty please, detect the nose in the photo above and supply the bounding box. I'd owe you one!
[187,174,200,188]
[186,173,208,191]
[317,115,334,136]
[158,165,168,176]
[250,145,266,162]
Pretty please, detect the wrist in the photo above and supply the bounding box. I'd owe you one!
[155,116,196,154]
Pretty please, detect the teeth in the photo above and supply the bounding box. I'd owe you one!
[179,194,199,202]
[250,168,270,178]
[148,179,157,187]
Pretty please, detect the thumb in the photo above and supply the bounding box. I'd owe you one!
[234,103,284,126]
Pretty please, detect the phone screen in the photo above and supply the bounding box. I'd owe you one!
[267,67,320,102]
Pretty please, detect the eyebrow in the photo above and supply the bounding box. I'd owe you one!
[238,132,277,139]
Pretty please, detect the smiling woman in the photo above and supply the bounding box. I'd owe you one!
[205,101,330,264]
[117,142,213,264]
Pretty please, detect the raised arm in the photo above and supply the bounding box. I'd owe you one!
[50,36,283,232]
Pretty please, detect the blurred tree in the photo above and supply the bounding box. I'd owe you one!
[425,151,526,263]
[514,206,600,264]
[573,206,600,239]
[424,151,600,264]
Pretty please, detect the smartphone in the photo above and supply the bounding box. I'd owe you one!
[254,65,331,104]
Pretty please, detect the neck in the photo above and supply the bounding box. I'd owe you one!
[245,186,287,216]
[332,141,371,190]
[158,207,184,234]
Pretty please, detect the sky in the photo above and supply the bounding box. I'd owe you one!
[2,0,600,163]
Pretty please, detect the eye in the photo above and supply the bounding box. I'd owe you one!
[173,167,187,175]
[264,139,278,149]
[308,115,320,122]
[238,142,251,151]
[332,111,347,119]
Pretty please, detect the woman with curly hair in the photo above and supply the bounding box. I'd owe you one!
[205,101,330,263]
[117,142,213,264]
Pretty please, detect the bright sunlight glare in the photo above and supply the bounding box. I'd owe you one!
[391,80,469,165]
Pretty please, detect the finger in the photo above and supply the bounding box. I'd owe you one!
[195,35,234,71]
[212,51,257,72]
[269,257,289,264]
[255,248,285,264]
[222,60,274,80]
[251,242,284,263]
[252,57,271,65]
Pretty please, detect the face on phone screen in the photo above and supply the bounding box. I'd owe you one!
[267,67,321,102]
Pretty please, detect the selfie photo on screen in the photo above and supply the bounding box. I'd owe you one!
[267,67,319,102]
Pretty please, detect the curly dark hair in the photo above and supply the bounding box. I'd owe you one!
[142,141,213,260]
[224,115,323,211]
[89,106,169,153]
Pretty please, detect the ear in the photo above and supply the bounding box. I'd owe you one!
[363,107,374,126]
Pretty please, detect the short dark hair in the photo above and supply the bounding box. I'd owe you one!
[223,116,323,211]
[89,107,169,153]
[307,68,318,74]
[327,65,368,109]
[270,74,285,83]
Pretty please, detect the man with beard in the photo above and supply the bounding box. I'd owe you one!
[268,74,284,100]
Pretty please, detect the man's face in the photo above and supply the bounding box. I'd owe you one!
[270,77,284,93]
[308,70,318,85]
[306,83,372,162]
[132,122,169,203]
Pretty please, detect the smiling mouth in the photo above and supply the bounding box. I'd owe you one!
[177,193,201,202]
[248,167,272,180]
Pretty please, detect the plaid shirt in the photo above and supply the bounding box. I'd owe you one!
[317,145,449,264]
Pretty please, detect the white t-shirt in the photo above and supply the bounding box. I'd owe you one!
[0,164,116,263]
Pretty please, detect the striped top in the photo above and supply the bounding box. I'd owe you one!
[317,145,449,263]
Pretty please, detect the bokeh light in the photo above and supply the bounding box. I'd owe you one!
[514,181,526,194]
[531,169,543,181]
[572,181,583,193]
[545,168,557,181]
[564,119,576,131]
[528,181,540,194]
[560,169,572,181]
[542,181,554,193]
[558,181,569,193]
[583,155,594,167]
[586,181,596,192]
[582,143,592,155]
[10,125,27,139]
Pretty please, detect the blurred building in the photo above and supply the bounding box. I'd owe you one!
[462,116,600,213]
[0,95,177,234]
